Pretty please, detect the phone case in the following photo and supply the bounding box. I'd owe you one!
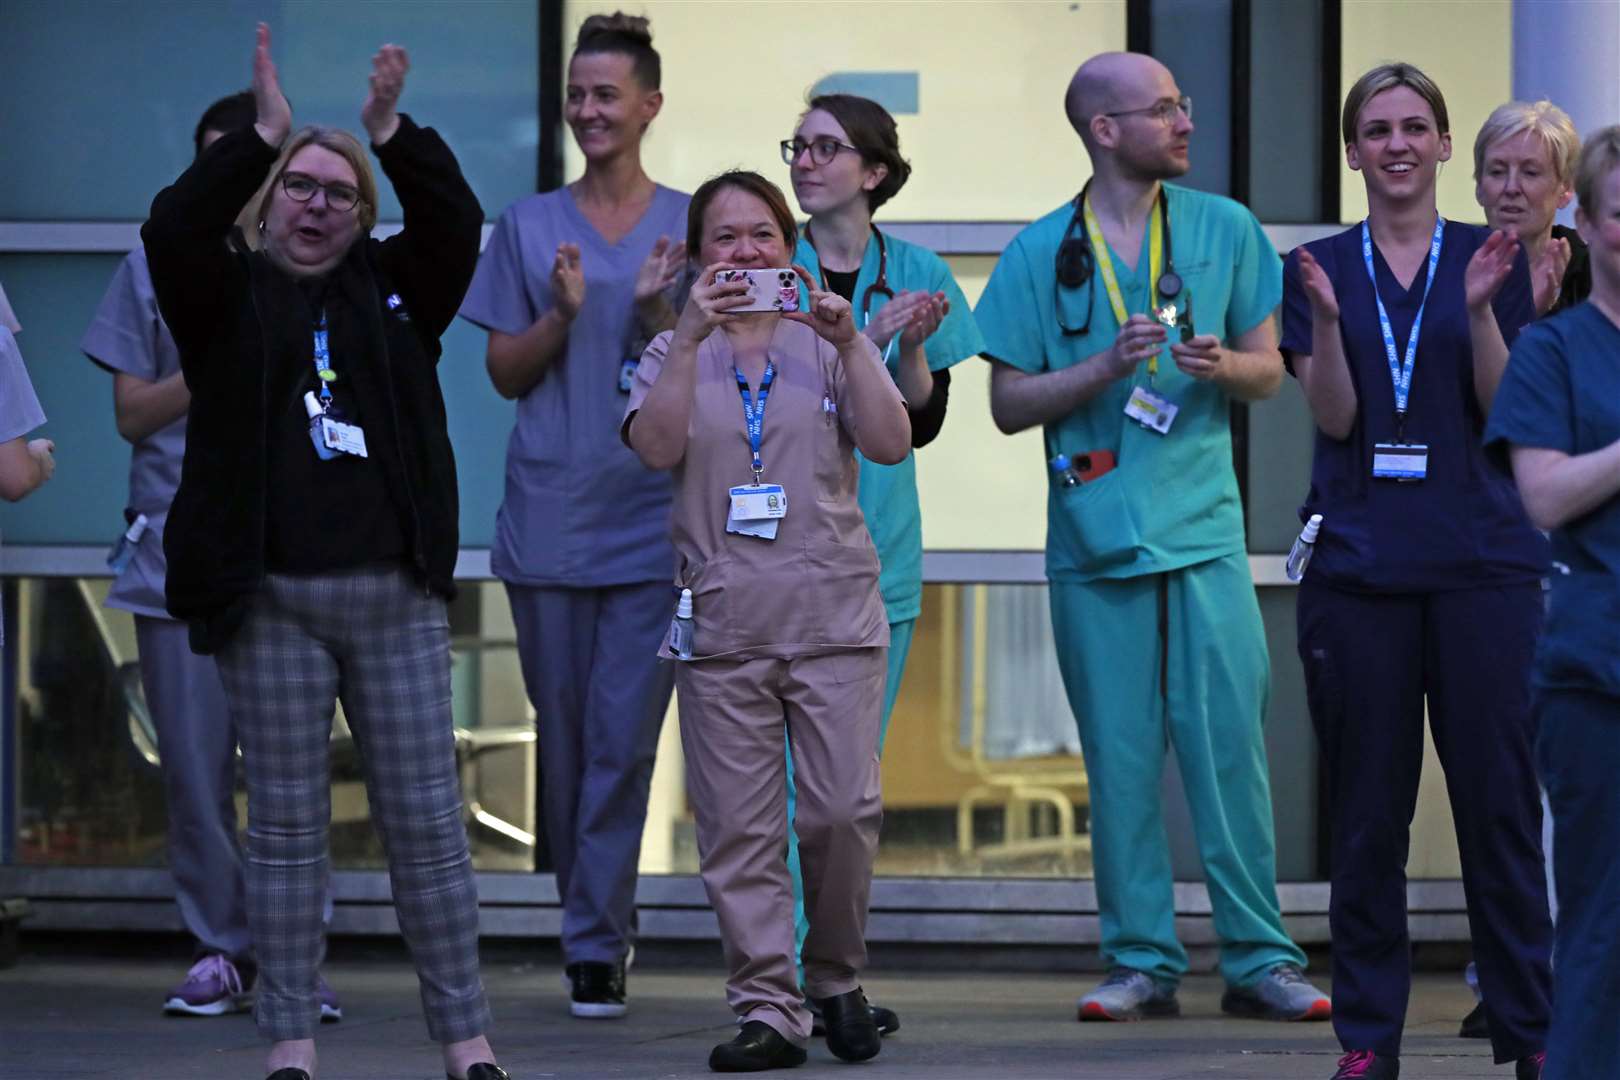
[717,268,801,313]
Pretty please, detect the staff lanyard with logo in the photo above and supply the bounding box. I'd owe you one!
[1363,216,1443,482]
[727,361,788,540]
[1085,196,1180,436]
[304,311,368,460]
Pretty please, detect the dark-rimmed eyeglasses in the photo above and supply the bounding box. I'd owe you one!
[281,172,363,213]
[780,137,861,167]
[1104,95,1193,126]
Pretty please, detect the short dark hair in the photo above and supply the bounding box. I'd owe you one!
[687,171,798,259]
[804,93,912,213]
[574,11,661,91]
[194,91,257,158]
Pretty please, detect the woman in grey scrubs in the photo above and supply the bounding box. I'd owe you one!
[458,11,688,1019]
[0,287,54,508]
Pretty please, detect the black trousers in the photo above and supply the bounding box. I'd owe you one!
[1297,580,1551,1063]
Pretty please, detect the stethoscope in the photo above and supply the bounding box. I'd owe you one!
[1054,179,1181,336]
[804,222,894,327]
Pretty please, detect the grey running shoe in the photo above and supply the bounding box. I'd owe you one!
[1222,963,1332,1021]
[1077,967,1180,1021]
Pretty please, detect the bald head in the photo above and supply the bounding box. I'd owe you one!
[1065,52,1176,143]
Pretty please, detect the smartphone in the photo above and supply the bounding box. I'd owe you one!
[1072,449,1116,483]
[717,268,802,313]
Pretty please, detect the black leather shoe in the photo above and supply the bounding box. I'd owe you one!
[451,1065,511,1080]
[709,1020,808,1072]
[809,990,899,1037]
[267,1071,311,1080]
[811,989,881,1063]
[1458,1001,1490,1039]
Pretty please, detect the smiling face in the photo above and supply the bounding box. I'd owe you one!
[261,144,364,279]
[788,108,886,218]
[697,185,791,271]
[566,50,661,164]
[1477,128,1573,242]
[1348,85,1452,205]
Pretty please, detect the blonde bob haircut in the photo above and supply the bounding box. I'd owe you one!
[1342,62,1449,146]
[1575,125,1620,218]
[1472,100,1580,184]
[239,125,380,246]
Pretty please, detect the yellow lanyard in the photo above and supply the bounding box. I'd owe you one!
[1082,194,1164,378]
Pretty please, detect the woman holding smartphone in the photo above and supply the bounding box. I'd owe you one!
[458,12,689,1020]
[781,92,983,1034]
[1281,62,1551,1080]
[624,170,909,1072]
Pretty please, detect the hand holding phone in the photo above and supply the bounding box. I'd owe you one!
[714,268,802,313]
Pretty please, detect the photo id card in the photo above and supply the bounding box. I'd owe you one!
[726,483,786,540]
[1124,385,1178,435]
[321,416,369,458]
[1372,442,1428,481]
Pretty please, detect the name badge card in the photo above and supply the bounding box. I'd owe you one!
[321,416,369,458]
[619,358,638,394]
[1124,385,1178,436]
[1372,442,1428,481]
[726,483,786,540]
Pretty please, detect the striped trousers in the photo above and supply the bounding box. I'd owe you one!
[215,564,491,1042]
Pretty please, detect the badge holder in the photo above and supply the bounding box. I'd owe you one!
[1372,442,1428,481]
[726,475,787,541]
[1122,293,1193,437]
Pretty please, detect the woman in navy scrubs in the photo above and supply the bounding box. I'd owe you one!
[1487,125,1620,1080]
[1280,62,1552,1080]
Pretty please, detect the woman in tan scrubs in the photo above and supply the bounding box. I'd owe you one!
[623,170,909,1073]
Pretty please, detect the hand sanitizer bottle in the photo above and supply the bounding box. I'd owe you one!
[669,588,695,660]
[305,391,340,461]
[1286,514,1323,582]
[107,513,150,574]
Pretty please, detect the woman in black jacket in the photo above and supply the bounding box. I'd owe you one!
[142,25,508,1080]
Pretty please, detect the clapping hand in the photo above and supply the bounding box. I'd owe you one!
[361,44,409,145]
[863,290,932,350]
[898,292,950,351]
[1531,235,1572,315]
[28,439,55,486]
[1295,247,1340,321]
[634,236,687,307]
[551,243,585,320]
[1465,229,1522,314]
[251,23,292,147]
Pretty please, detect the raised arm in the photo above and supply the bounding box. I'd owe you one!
[1287,248,1359,441]
[1464,230,1527,415]
[141,23,286,360]
[367,47,485,341]
[987,313,1166,435]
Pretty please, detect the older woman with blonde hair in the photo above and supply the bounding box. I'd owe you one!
[141,24,508,1080]
[1474,99,1590,315]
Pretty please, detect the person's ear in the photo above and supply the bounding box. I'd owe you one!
[1090,115,1117,152]
[1345,142,1362,173]
[640,89,663,131]
[1557,185,1575,212]
[1438,131,1453,164]
[862,162,889,193]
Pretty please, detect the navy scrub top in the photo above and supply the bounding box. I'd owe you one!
[1486,302,1620,694]
[1280,220,1547,593]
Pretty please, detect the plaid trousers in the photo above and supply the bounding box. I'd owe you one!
[215,564,491,1042]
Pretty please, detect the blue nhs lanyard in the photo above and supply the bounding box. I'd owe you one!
[734,360,776,482]
[312,310,336,408]
[1361,216,1444,439]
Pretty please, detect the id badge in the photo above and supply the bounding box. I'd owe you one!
[726,483,785,540]
[619,357,638,394]
[321,416,369,458]
[1124,385,1178,435]
[1372,442,1428,481]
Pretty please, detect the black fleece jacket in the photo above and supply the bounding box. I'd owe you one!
[142,116,483,653]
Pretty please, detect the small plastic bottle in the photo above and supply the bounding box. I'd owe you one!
[305,391,341,461]
[1049,453,1081,488]
[1286,514,1323,582]
[669,588,695,660]
[107,513,150,574]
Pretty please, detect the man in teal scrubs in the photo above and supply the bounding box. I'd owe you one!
[976,52,1329,1022]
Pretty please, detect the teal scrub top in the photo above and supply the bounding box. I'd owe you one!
[794,229,985,622]
[973,183,1281,583]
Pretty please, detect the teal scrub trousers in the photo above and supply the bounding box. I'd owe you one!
[1050,551,1303,988]
[786,617,916,970]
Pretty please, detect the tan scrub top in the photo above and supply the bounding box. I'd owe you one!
[625,319,896,660]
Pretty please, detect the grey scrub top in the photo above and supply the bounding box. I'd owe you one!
[1,325,47,643]
[81,247,187,618]
[459,185,689,587]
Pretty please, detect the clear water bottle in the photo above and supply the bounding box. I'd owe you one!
[1049,453,1081,488]
[669,587,695,660]
[107,513,150,574]
[1286,514,1323,582]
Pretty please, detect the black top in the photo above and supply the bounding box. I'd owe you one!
[819,264,950,448]
[143,115,484,652]
[264,278,408,573]
[1550,223,1592,316]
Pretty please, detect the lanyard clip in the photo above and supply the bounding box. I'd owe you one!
[751,464,764,485]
